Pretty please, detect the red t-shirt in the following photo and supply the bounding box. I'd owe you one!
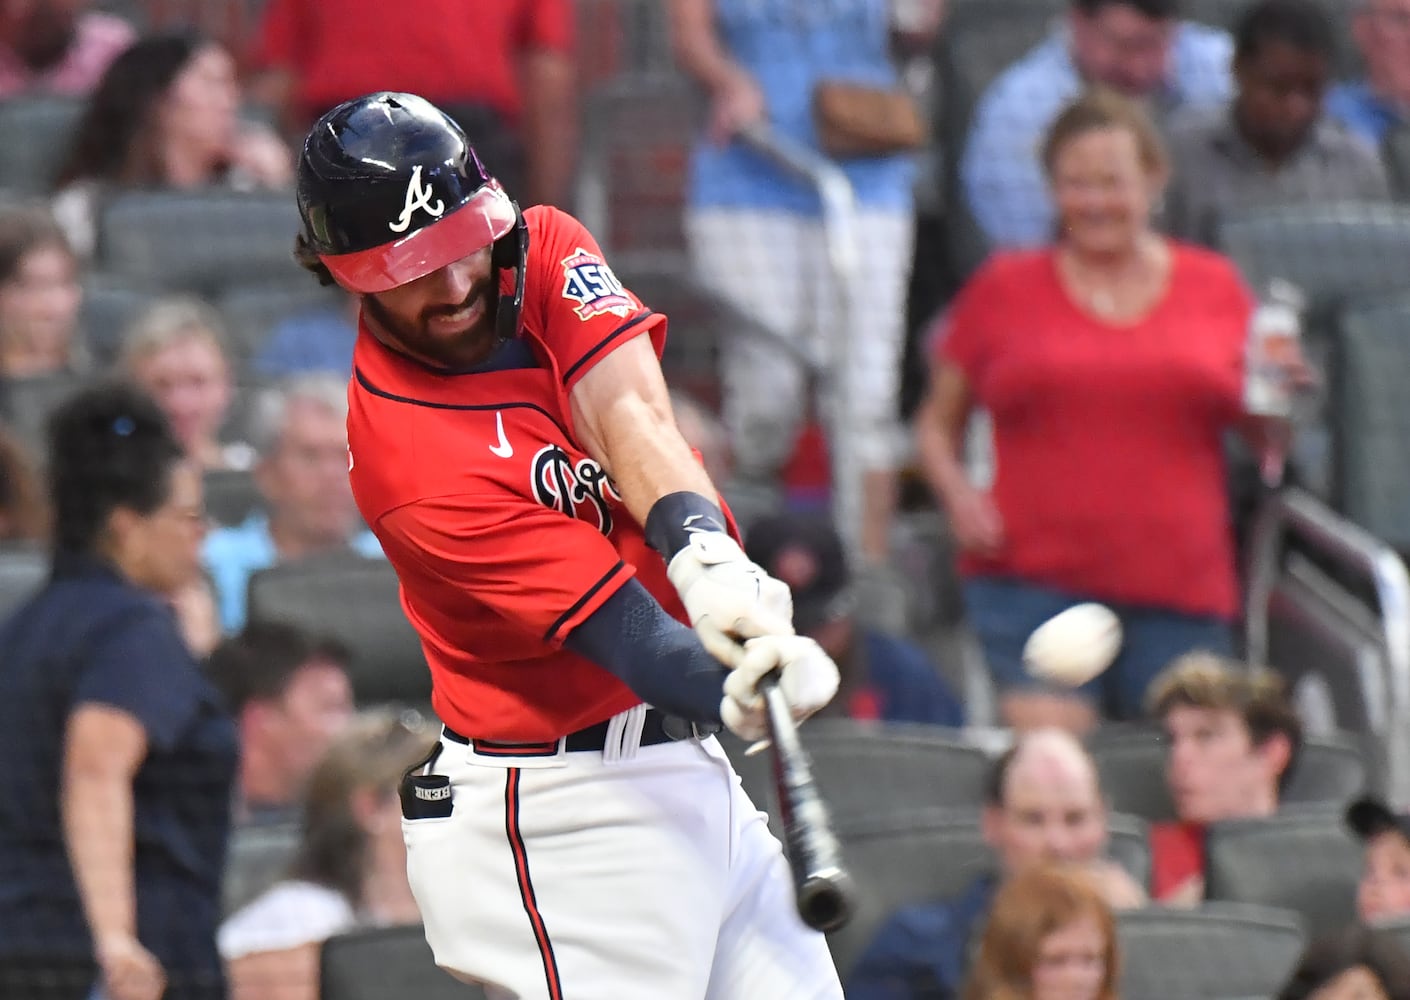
[938,245,1253,618]
[347,206,698,742]
[1150,821,1207,901]
[253,0,573,125]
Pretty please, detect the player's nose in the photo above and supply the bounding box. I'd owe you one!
[434,256,479,301]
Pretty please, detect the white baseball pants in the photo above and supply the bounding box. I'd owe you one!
[402,718,843,999]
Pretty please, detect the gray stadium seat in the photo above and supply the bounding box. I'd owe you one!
[222,822,299,917]
[822,808,1149,983]
[246,550,429,706]
[96,190,304,298]
[0,544,47,618]
[202,468,262,528]
[1217,202,1410,496]
[1204,808,1362,937]
[1333,294,1410,549]
[320,924,486,999]
[1,371,81,459]
[1377,918,1410,964]
[1091,727,1369,822]
[1386,126,1410,201]
[0,96,84,195]
[78,277,155,367]
[1117,903,1306,1000]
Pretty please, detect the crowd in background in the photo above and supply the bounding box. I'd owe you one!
[0,0,1404,997]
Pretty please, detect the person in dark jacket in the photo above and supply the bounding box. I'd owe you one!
[0,380,238,1000]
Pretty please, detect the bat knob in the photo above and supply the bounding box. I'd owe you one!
[797,868,856,933]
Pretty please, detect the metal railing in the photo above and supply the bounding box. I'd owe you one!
[736,123,867,565]
[1245,487,1410,804]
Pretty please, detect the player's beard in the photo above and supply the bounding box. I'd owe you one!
[364,282,500,370]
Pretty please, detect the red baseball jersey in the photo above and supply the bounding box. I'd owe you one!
[347,206,703,742]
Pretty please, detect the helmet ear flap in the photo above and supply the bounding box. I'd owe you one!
[494,205,529,342]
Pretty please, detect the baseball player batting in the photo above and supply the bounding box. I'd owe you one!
[293,92,845,999]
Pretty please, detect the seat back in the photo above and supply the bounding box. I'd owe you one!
[320,924,486,999]
[1117,903,1306,1000]
[1091,727,1369,822]
[221,822,299,917]
[202,468,262,528]
[1,371,82,459]
[246,550,429,705]
[0,96,84,194]
[1204,808,1362,937]
[1333,294,1410,549]
[97,190,304,297]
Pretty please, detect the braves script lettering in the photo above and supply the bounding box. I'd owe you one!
[530,445,621,536]
[389,165,446,234]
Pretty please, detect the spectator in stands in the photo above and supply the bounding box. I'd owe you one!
[203,374,382,632]
[963,0,1232,250]
[671,0,941,570]
[251,290,358,379]
[1326,0,1410,150]
[218,709,433,1000]
[0,202,85,380]
[121,296,251,473]
[963,865,1120,1000]
[745,512,965,727]
[0,0,133,100]
[1146,652,1302,906]
[205,621,354,830]
[1347,796,1410,927]
[847,728,1145,999]
[918,89,1312,733]
[247,0,577,207]
[1279,924,1410,1000]
[0,422,48,541]
[1163,0,1390,247]
[51,31,292,258]
[0,381,236,1000]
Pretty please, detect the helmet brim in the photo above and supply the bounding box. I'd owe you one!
[319,182,517,295]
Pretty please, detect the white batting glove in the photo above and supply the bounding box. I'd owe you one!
[667,531,795,668]
[720,635,840,743]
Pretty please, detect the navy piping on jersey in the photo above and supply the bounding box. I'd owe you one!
[543,560,626,643]
[354,368,575,441]
[559,310,657,386]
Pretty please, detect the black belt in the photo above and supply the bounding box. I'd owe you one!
[443,708,720,756]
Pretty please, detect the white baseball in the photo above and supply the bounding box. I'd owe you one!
[1022,603,1123,687]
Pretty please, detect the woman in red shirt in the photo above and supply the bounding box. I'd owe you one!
[917,89,1310,732]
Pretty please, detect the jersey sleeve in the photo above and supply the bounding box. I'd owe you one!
[377,493,636,646]
[72,608,202,752]
[522,206,667,392]
[250,0,304,70]
[935,257,1006,384]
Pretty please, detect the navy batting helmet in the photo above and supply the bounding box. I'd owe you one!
[296,92,527,336]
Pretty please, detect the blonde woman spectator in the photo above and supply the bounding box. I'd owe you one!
[219,709,435,1000]
[52,31,292,258]
[121,296,250,473]
[0,203,85,380]
[965,865,1121,1000]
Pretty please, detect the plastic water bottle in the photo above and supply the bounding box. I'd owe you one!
[1244,278,1305,486]
[1243,278,1305,419]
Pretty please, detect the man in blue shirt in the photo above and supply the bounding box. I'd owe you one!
[204,373,383,632]
[963,0,1233,249]
[744,513,964,727]
[846,729,1146,999]
[1325,0,1410,149]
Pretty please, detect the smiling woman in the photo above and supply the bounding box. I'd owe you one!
[916,88,1314,733]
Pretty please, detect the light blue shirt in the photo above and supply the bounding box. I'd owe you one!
[203,513,384,633]
[1326,81,1407,151]
[687,0,915,214]
[962,23,1234,249]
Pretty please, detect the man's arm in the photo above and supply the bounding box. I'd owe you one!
[520,48,578,207]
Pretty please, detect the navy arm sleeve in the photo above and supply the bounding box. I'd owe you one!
[564,578,728,724]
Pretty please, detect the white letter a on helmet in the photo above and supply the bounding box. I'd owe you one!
[389,165,446,234]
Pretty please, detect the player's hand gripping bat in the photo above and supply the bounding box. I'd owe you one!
[756,670,856,933]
